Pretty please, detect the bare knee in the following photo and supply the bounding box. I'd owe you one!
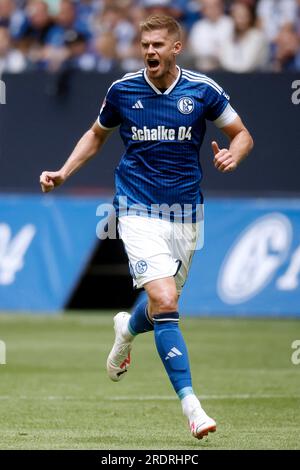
[152,294,177,313]
[146,279,178,315]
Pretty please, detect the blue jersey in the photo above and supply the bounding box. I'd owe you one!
[98,67,237,221]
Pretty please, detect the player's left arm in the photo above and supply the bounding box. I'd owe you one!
[212,116,254,173]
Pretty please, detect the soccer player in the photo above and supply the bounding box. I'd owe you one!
[40,15,253,440]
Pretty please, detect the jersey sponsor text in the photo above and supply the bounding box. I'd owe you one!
[131,125,192,141]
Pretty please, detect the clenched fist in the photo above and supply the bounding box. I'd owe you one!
[40,171,65,193]
[212,141,238,173]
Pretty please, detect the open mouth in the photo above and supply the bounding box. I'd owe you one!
[147,59,160,70]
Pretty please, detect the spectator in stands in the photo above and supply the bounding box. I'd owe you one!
[140,0,183,20]
[176,0,202,31]
[0,25,27,73]
[19,0,55,69]
[75,0,99,39]
[0,0,27,39]
[62,28,95,71]
[188,0,233,71]
[112,4,144,72]
[225,0,258,9]
[141,0,200,43]
[219,0,269,72]
[47,0,90,47]
[120,34,145,71]
[273,25,300,71]
[93,30,121,73]
[23,0,55,45]
[297,0,300,37]
[181,0,202,30]
[91,4,136,62]
[257,0,297,42]
[257,0,298,70]
[42,0,61,16]
[128,2,146,32]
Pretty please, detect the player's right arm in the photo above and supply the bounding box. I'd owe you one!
[40,122,112,193]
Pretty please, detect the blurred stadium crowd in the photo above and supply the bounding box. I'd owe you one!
[0,0,299,75]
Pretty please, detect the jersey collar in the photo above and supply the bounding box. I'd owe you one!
[143,65,181,95]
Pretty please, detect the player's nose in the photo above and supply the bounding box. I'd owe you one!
[147,44,156,55]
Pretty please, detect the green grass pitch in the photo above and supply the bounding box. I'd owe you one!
[0,312,299,450]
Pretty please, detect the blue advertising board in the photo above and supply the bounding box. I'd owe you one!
[179,199,300,316]
[0,194,112,312]
[1,195,299,315]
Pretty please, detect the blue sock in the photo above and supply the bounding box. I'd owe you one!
[153,312,192,396]
[128,300,154,336]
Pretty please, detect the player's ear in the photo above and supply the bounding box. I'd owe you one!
[173,41,182,56]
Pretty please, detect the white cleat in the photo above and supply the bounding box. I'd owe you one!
[106,312,132,382]
[189,408,217,440]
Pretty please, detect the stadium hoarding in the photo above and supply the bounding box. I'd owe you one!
[179,198,300,316]
[0,194,112,312]
[0,195,299,315]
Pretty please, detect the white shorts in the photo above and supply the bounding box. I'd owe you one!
[118,213,204,294]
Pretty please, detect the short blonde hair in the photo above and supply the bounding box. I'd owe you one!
[140,15,182,41]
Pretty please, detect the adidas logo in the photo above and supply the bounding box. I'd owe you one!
[165,347,182,361]
[132,100,144,109]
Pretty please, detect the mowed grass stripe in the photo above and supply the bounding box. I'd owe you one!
[0,313,299,449]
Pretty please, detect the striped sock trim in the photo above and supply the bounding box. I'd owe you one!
[178,386,194,400]
[153,312,179,323]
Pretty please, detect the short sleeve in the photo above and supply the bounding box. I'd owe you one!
[205,81,231,120]
[98,84,122,130]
